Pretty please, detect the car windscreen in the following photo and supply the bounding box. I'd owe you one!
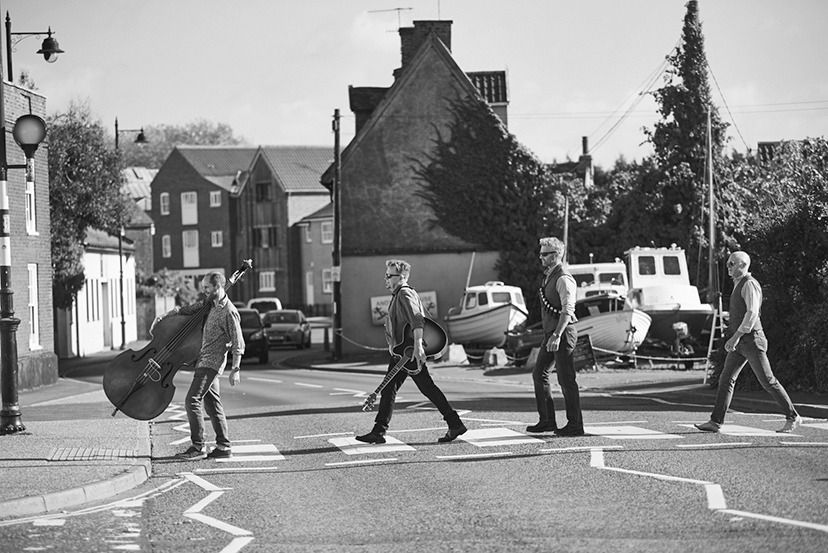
[240,312,261,327]
[251,301,279,313]
[265,312,300,324]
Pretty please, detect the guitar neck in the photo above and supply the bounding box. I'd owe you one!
[371,356,409,396]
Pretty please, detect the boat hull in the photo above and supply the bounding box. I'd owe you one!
[445,303,527,348]
[574,309,652,354]
[644,305,714,344]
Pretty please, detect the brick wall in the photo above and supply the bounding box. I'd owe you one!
[1,82,58,389]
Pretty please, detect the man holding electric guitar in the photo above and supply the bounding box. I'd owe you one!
[356,259,467,444]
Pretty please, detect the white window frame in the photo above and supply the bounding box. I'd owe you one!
[211,230,223,247]
[27,264,40,348]
[181,191,198,225]
[210,190,221,207]
[25,179,37,234]
[322,268,333,294]
[161,235,172,258]
[258,271,276,292]
[321,221,333,244]
[160,192,170,215]
[182,229,199,267]
[304,224,312,243]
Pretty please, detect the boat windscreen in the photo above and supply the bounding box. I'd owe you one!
[491,292,511,304]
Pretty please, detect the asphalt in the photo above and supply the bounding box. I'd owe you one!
[2,342,827,521]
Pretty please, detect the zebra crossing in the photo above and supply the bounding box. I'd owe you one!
[201,419,818,467]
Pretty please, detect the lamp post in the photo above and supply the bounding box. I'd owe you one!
[0,6,59,435]
[114,119,147,349]
[4,11,63,82]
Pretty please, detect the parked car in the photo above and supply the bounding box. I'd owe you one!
[262,309,312,349]
[238,308,269,364]
[246,297,283,315]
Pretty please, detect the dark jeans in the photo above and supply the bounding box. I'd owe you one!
[711,331,798,424]
[186,367,230,450]
[371,358,462,434]
[532,326,582,430]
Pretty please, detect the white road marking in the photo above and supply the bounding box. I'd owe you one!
[585,425,682,440]
[295,431,351,438]
[463,417,526,425]
[679,423,800,437]
[541,445,623,453]
[181,472,231,492]
[387,426,445,434]
[247,377,283,384]
[213,443,284,463]
[780,441,828,447]
[185,491,224,513]
[329,388,366,396]
[325,458,398,467]
[718,509,828,534]
[705,484,727,510]
[459,428,544,447]
[219,536,255,553]
[329,436,415,455]
[32,519,65,526]
[184,513,252,536]
[802,422,828,430]
[195,467,281,474]
[436,452,514,460]
[675,442,752,449]
[294,382,323,388]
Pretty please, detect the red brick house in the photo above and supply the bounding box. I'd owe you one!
[150,146,257,302]
[294,202,333,315]
[320,20,509,353]
[234,146,332,307]
[0,82,57,388]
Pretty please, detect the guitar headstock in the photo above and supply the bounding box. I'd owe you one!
[229,259,254,285]
[362,393,377,412]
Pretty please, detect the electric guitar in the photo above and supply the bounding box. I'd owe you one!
[361,318,448,411]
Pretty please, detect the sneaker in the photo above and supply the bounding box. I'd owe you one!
[554,425,585,437]
[176,446,206,460]
[777,415,802,433]
[355,432,386,444]
[206,447,232,459]
[694,420,722,433]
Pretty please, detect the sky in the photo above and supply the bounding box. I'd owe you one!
[7,0,827,168]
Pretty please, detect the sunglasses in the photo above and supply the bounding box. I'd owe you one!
[539,251,558,258]
[384,273,401,279]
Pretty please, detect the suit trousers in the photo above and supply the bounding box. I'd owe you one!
[532,325,582,430]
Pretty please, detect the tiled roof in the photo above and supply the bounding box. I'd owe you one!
[259,146,332,193]
[120,167,157,210]
[298,202,332,223]
[176,145,258,178]
[84,227,135,252]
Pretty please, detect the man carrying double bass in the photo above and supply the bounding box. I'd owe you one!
[355,259,466,445]
[154,271,245,460]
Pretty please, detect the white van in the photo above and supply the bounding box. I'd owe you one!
[246,297,283,314]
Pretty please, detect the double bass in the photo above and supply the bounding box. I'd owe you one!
[103,260,253,421]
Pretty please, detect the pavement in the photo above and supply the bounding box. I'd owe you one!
[2,342,827,521]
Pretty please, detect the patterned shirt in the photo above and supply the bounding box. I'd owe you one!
[179,295,244,374]
[384,285,425,351]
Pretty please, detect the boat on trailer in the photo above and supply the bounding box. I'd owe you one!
[444,281,528,348]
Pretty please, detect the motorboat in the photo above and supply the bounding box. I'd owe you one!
[624,245,714,344]
[573,293,651,354]
[444,281,528,348]
[567,261,629,300]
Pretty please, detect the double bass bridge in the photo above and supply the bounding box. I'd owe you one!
[143,359,162,382]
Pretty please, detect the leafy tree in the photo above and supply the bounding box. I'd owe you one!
[645,0,729,289]
[48,101,131,308]
[414,98,563,320]
[117,119,246,168]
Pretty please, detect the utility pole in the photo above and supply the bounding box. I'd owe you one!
[332,109,342,360]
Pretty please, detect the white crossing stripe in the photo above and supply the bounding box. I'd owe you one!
[679,423,800,437]
[585,425,682,440]
[215,443,285,463]
[803,422,828,431]
[328,436,415,455]
[459,428,544,447]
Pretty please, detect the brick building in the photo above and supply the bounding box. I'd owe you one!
[0,82,57,388]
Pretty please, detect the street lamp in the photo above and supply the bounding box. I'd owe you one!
[114,117,147,151]
[5,11,63,81]
[115,119,148,349]
[0,5,61,435]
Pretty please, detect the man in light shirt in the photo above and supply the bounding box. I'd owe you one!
[696,251,801,433]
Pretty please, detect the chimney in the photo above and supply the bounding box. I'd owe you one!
[398,20,452,74]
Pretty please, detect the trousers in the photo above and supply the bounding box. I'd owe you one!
[711,330,798,424]
[186,366,230,450]
[532,325,582,429]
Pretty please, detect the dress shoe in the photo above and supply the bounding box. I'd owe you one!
[437,424,467,443]
[694,420,722,432]
[176,445,206,460]
[355,432,386,444]
[206,447,232,459]
[776,415,802,433]
[526,422,557,433]
[554,425,585,437]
